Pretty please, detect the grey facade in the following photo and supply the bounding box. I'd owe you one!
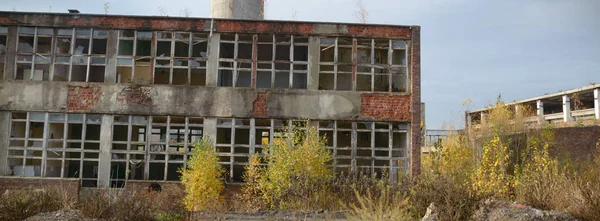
[0,12,421,188]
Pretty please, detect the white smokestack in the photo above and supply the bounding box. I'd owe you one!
[210,0,264,20]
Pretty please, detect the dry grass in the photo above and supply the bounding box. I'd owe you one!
[0,187,64,221]
[78,187,187,220]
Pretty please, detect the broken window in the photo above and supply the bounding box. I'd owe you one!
[216,118,254,182]
[273,35,291,89]
[6,112,101,187]
[91,29,108,55]
[15,27,107,82]
[319,37,353,90]
[109,115,203,185]
[116,30,208,85]
[218,34,253,88]
[318,120,409,176]
[319,37,408,92]
[257,35,274,88]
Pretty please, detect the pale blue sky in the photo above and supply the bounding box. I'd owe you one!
[2,0,599,128]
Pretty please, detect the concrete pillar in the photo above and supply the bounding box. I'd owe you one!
[536,100,544,124]
[0,112,10,175]
[203,118,217,146]
[466,113,472,128]
[351,122,357,173]
[594,88,599,119]
[307,37,320,90]
[103,30,119,83]
[97,115,113,188]
[206,34,220,87]
[211,0,264,20]
[3,27,16,81]
[563,95,572,122]
[480,112,486,124]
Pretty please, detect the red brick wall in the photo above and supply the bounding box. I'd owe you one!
[253,91,268,117]
[410,26,422,176]
[0,177,80,195]
[123,181,241,201]
[66,85,102,111]
[360,93,411,121]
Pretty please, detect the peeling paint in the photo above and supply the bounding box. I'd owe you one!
[116,86,156,105]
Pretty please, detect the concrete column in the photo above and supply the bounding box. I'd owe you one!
[206,34,220,87]
[480,112,486,124]
[594,88,599,119]
[103,30,119,83]
[307,37,320,90]
[536,100,544,124]
[563,95,572,122]
[97,115,113,188]
[351,122,357,173]
[0,112,10,175]
[466,113,472,128]
[203,118,217,146]
[3,27,17,81]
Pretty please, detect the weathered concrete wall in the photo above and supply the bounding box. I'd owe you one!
[0,81,413,122]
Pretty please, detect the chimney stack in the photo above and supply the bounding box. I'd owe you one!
[210,0,264,20]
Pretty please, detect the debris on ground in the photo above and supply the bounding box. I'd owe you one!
[471,199,579,221]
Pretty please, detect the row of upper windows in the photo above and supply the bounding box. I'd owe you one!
[0,26,410,92]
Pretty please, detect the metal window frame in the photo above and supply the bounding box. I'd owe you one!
[6,112,102,187]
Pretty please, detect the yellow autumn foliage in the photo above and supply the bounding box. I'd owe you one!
[241,121,333,210]
[179,137,225,211]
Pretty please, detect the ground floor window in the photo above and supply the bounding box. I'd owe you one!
[4,111,410,187]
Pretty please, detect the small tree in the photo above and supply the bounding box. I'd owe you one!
[241,121,333,210]
[179,137,224,211]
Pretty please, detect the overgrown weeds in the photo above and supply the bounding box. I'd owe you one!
[78,187,186,220]
[0,187,64,221]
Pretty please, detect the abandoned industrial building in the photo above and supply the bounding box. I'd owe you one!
[467,83,600,127]
[0,7,421,189]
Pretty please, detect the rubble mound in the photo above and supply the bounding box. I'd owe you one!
[24,210,96,221]
[472,199,579,221]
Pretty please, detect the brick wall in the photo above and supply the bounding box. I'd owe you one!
[410,26,422,176]
[253,91,268,117]
[360,94,411,121]
[0,177,80,195]
[66,85,102,111]
[123,181,241,201]
[550,126,600,161]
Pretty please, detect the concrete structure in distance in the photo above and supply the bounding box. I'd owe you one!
[467,83,600,127]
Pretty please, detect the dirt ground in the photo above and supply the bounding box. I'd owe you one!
[25,210,349,221]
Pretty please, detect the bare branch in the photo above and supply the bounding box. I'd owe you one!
[353,0,368,24]
[103,1,110,15]
[181,8,192,17]
[158,6,167,16]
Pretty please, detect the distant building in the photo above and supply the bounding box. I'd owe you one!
[467,83,600,127]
